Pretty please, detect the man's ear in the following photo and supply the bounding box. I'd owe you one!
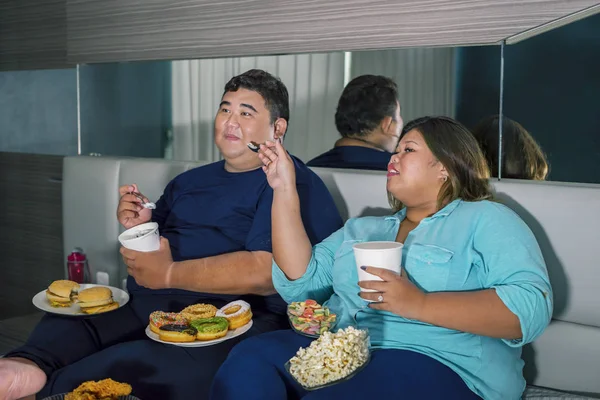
[380,116,395,136]
[274,118,288,141]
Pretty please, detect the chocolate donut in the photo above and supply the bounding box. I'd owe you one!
[158,323,197,342]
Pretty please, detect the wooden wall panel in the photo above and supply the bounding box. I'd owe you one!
[0,153,64,320]
[66,0,599,64]
[0,0,72,71]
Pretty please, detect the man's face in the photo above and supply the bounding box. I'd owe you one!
[214,88,278,171]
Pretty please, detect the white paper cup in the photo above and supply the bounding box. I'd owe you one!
[118,222,160,252]
[353,241,403,294]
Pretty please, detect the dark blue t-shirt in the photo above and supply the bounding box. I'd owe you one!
[128,156,343,315]
[307,146,393,171]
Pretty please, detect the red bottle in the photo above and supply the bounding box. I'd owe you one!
[67,247,90,283]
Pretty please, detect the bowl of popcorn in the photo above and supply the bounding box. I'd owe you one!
[285,326,370,390]
[287,299,337,338]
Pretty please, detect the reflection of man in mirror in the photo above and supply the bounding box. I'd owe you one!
[307,75,403,171]
[473,115,549,180]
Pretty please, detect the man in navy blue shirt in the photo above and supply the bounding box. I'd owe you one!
[1,70,343,400]
[308,75,403,171]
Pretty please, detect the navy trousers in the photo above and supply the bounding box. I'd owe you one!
[6,293,287,400]
[210,330,482,400]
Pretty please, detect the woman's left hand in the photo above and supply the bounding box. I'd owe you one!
[358,266,427,321]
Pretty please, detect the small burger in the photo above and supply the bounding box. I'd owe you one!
[46,280,80,307]
[78,286,118,314]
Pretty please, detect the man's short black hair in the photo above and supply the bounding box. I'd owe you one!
[335,75,399,138]
[224,69,290,124]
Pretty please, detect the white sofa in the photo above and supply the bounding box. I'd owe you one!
[62,156,600,399]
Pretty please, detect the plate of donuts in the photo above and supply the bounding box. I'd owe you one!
[145,300,254,347]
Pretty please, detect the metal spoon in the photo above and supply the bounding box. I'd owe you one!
[247,141,262,153]
[128,192,156,210]
[248,138,282,152]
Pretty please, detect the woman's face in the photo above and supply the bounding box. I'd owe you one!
[386,128,447,207]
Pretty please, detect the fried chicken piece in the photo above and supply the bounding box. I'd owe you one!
[65,378,132,400]
[64,394,97,400]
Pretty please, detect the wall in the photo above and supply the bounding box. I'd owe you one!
[0,0,70,71]
[0,153,64,320]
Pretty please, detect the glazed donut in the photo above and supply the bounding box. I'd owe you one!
[158,324,197,343]
[149,311,187,335]
[180,303,217,322]
[190,317,229,341]
[216,300,253,329]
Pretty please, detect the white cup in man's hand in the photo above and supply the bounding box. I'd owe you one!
[353,241,404,295]
[118,222,160,252]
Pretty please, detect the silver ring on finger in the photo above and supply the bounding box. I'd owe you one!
[377,294,384,302]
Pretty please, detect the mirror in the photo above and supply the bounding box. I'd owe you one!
[79,61,171,159]
[0,68,78,155]
[78,45,502,171]
[498,12,600,184]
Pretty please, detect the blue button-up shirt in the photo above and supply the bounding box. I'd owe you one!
[273,199,553,399]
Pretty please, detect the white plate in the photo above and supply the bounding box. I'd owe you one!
[32,284,130,316]
[145,319,253,347]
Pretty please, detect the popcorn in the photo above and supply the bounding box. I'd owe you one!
[287,326,369,388]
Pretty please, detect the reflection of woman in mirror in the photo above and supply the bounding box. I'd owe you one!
[211,117,552,400]
[473,116,549,180]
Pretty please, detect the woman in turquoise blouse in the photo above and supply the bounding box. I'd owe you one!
[210,117,553,400]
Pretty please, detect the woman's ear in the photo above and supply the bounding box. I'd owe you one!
[274,118,288,141]
[439,164,449,181]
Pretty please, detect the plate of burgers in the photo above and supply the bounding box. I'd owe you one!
[32,280,129,316]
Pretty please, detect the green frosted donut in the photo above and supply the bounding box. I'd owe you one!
[190,317,229,333]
